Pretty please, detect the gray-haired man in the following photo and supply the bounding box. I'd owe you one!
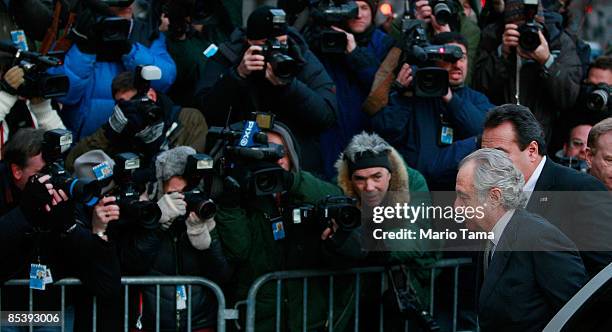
[455,148,587,332]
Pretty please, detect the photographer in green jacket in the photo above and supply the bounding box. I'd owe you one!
[215,121,365,331]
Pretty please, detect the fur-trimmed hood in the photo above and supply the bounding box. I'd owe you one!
[335,144,410,202]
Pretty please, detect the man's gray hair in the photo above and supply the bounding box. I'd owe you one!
[588,118,612,154]
[460,148,527,210]
[342,131,391,162]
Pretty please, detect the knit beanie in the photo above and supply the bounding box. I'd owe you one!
[155,146,197,182]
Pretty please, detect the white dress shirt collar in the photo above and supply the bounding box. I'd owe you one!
[523,156,547,201]
[491,209,515,253]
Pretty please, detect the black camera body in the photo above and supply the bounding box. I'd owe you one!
[182,154,216,220]
[310,0,359,54]
[517,0,542,52]
[259,39,300,80]
[429,0,455,26]
[396,20,464,97]
[209,114,289,197]
[111,152,161,227]
[585,83,611,112]
[41,129,102,206]
[291,196,361,232]
[0,41,69,99]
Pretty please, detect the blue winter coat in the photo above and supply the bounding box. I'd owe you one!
[319,28,394,180]
[49,33,177,140]
[371,87,494,190]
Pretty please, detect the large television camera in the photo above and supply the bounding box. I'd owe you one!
[41,129,101,206]
[208,113,289,197]
[395,19,464,97]
[0,41,69,99]
[309,0,359,54]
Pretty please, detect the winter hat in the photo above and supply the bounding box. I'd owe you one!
[155,146,197,182]
[246,6,288,40]
[342,132,392,176]
[361,0,378,14]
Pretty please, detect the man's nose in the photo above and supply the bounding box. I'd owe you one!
[365,180,376,191]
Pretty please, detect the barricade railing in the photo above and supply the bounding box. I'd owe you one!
[2,258,472,332]
[1,276,228,332]
[244,258,472,332]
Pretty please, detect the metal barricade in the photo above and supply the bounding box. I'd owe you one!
[1,276,228,332]
[244,258,472,332]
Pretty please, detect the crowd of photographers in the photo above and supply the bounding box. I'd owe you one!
[0,0,611,331]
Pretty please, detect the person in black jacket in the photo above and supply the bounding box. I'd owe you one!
[194,6,337,176]
[0,129,121,332]
[481,104,612,277]
[456,148,586,332]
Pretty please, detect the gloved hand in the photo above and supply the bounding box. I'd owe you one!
[70,8,98,54]
[157,192,186,230]
[108,100,148,135]
[19,174,70,229]
[185,212,216,250]
[0,66,25,95]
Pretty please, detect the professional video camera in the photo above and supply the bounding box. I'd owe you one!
[584,83,611,112]
[109,152,161,227]
[395,19,464,97]
[290,195,361,232]
[181,154,217,220]
[309,0,358,54]
[41,129,102,206]
[208,113,289,196]
[517,0,542,52]
[0,41,69,99]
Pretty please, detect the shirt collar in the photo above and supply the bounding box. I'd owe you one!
[524,156,547,193]
[491,209,515,249]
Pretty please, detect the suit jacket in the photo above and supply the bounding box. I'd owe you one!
[478,209,587,332]
[527,159,612,277]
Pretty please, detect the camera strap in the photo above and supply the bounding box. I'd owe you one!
[515,52,522,105]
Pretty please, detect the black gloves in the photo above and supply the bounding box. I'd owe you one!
[71,9,98,54]
[19,174,76,232]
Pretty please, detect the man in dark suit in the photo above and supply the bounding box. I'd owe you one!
[481,104,612,277]
[456,148,587,332]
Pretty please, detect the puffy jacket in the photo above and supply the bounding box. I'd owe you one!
[318,28,394,180]
[49,21,177,141]
[195,27,337,176]
[371,87,493,190]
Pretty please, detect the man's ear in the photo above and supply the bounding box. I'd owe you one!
[489,187,503,206]
[10,163,23,182]
[527,140,540,161]
[585,147,594,168]
[147,88,157,102]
